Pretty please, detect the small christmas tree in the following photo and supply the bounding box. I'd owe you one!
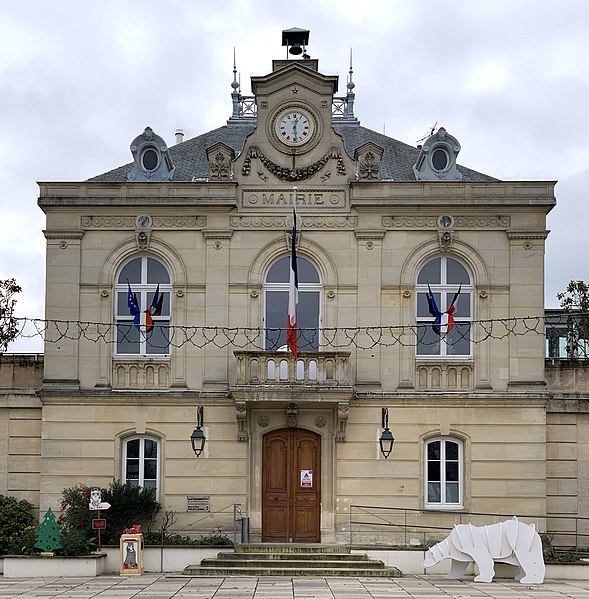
[35,507,62,554]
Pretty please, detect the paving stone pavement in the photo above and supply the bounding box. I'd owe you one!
[0,575,589,599]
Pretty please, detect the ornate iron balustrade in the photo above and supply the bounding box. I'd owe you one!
[232,96,356,122]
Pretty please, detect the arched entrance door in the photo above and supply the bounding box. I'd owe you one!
[262,428,321,542]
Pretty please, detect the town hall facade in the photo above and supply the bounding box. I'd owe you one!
[2,29,587,547]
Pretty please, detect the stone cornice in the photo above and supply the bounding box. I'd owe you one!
[351,181,557,207]
[354,392,549,406]
[506,229,549,240]
[354,229,386,241]
[43,230,84,240]
[38,182,238,206]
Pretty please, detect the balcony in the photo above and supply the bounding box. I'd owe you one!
[231,350,353,442]
[234,350,350,385]
[415,362,473,391]
[112,358,170,390]
[232,351,353,401]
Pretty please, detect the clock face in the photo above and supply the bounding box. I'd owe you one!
[277,110,315,146]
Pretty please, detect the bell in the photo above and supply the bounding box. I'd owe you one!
[282,27,310,57]
[289,42,303,55]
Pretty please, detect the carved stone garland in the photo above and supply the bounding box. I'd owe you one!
[242,146,346,182]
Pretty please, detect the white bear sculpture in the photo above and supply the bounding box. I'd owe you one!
[422,517,545,584]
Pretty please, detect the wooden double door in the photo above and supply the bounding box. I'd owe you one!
[262,428,321,543]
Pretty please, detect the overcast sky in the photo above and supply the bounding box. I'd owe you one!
[1,0,588,351]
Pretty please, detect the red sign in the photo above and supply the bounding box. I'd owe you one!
[92,519,107,529]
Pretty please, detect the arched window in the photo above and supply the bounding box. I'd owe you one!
[416,256,472,357]
[115,256,171,355]
[264,255,321,351]
[425,437,463,509]
[123,436,160,498]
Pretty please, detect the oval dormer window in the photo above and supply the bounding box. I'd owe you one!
[141,147,159,171]
[431,147,449,171]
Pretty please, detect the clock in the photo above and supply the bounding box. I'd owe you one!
[269,105,320,153]
[276,109,314,146]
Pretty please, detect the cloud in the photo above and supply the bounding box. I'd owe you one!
[1,0,589,352]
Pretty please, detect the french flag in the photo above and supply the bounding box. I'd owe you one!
[287,203,299,357]
[128,283,163,333]
[426,284,461,335]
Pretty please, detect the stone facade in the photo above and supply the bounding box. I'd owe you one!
[3,33,585,545]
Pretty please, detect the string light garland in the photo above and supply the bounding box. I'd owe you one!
[7,313,582,352]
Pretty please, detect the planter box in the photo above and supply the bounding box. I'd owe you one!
[5,548,589,580]
[3,554,107,578]
[360,549,589,580]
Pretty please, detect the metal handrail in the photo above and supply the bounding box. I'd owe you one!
[349,504,589,549]
[187,502,245,547]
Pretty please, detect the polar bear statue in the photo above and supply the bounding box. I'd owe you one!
[422,517,545,584]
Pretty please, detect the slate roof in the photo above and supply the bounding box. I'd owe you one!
[88,121,498,183]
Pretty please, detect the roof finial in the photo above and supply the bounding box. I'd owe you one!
[230,47,241,119]
[344,47,356,119]
[347,48,355,91]
[231,47,239,91]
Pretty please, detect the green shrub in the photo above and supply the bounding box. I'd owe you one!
[60,527,96,556]
[541,532,579,563]
[0,495,35,555]
[60,481,161,545]
[196,528,233,546]
[142,529,233,546]
[4,525,37,556]
[101,481,161,543]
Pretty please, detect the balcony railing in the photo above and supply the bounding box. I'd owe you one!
[112,358,170,390]
[415,361,473,391]
[233,351,351,387]
[231,96,357,123]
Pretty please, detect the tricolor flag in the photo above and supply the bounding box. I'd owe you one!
[426,283,462,335]
[127,282,163,333]
[145,284,164,333]
[287,203,299,357]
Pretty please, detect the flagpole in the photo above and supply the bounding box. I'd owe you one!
[287,187,299,358]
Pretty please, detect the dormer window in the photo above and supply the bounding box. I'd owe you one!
[141,147,159,172]
[127,127,175,182]
[431,147,449,172]
[413,127,462,181]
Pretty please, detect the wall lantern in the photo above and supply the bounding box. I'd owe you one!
[190,406,206,457]
[379,407,395,459]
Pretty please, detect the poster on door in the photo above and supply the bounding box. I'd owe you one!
[300,469,313,488]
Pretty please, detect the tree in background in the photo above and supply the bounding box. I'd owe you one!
[0,278,22,352]
[557,280,589,359]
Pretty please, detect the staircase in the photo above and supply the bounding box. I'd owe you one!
[182,544,402,577]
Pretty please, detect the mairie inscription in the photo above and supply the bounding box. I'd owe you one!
[241,189,348,211]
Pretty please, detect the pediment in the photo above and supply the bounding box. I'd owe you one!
[251,62,339,97]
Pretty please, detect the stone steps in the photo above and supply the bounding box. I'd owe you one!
[182,544,402,577]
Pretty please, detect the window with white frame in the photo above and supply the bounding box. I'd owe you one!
[123,436,159,498]
[425,437,463,509]
[416,256,472,357]
[264,255,321,351]
[115,256,171,355]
